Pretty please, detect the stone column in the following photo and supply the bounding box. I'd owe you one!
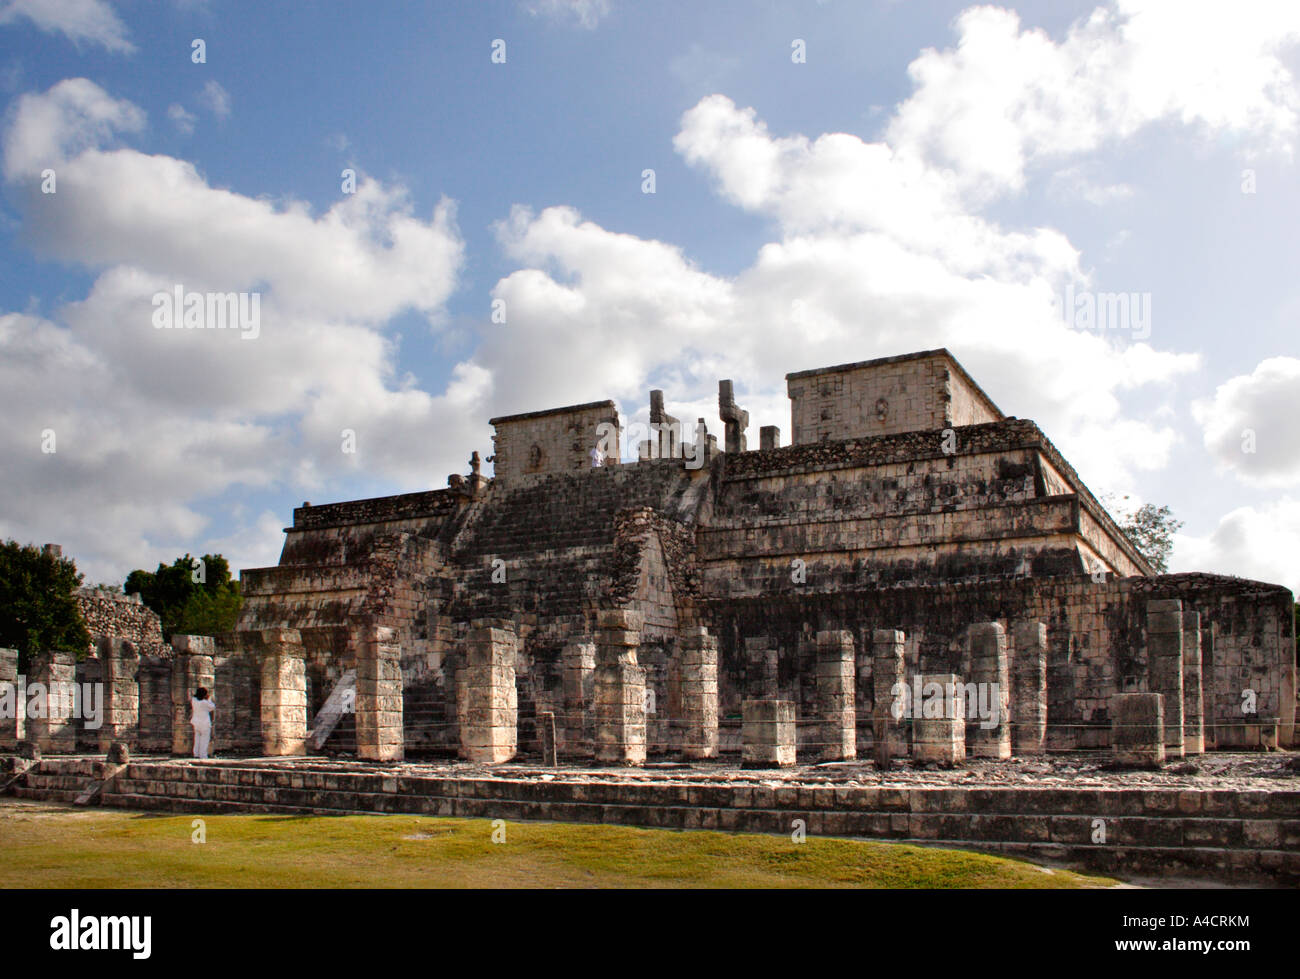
[1012,620,1048,756]
[256,629,307,757]
[593,609,646,766]
[1182,609,1205,755]
[0,648,23,748]
[460,619,518,764]
[28,650,76,753]
[1146,599,1185,760]
[213,647,259,755]
[968,622,1011,759]
[560,637,595,758]
[171,635,215,755]
[744,635,778,699]
[872,629,906,768]
[538,711,558,766]
[815,630,856,761]
[742,700,796,768]
[1112,692,1165,766]
[356,625,404,762]
[679,626,719,760]
[911,674,966,766]
[136,658,172,753]
[74,657,102,753]
[99,638,139,752]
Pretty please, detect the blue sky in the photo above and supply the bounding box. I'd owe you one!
[1,0,1299,594]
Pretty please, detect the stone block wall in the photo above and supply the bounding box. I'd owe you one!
[489,400,620,487]
[786,350,1001,444]
[74,588,168,659]
[701,571,1295,753]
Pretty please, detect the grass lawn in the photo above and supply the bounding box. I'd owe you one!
[0,800,1116,888]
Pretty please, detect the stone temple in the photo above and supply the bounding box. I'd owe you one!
[205,347,1293,762]
[7,348,1299,882]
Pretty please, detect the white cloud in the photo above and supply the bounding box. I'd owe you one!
[0,0,133,54]
[2,77,144,178]
[1175,498,1300,596]
[0,79,471,582]
[1192,357,1300,487]
[167,103,197,136]
[887,2,1300,198]
[196,80,230,119]
[525,0,610,29]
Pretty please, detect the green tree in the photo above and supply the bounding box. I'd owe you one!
[1103,494,1184,574]
[124,553,242,639]
[0,540,92,673]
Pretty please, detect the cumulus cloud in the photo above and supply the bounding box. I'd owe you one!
[2,77,144,178]
[887,2,1300,197]
[1192,357,1300,487]
[0,79,470,582]
[1174,498,1300,595]
[483,91,1197,493]
[0,0,133,54]
[9,1,1300,588]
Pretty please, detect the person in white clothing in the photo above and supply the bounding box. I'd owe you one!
[190,687,216,760]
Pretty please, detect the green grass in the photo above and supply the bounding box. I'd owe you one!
[0,800,1115,888]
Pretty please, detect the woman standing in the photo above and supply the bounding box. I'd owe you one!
[190,687,216,759]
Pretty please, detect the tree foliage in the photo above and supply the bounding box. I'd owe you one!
[0,539,92,673]
[124,554,242,640]
[1103,495,1184,574]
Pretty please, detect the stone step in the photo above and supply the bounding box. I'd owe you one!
[14,757,1300,881]
[86,785,1300,880]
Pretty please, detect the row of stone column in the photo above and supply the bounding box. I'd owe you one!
[455,616,1034,768]
[0,625,405,762]
[1113,598,1206,765]
[763,623,1033,769]
[457,611,720,766]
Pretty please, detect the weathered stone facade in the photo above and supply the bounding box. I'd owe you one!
[205,348,1293,761]
[74,588,168,659]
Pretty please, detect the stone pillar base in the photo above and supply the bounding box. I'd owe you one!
[741,699,796,768]
[1112,693,1165,767]
[912,674,966,766]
